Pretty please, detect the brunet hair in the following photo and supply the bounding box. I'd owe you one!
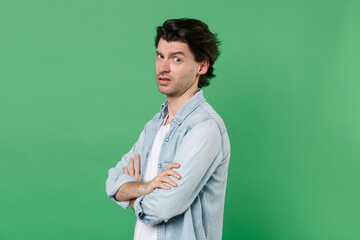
[155,18,221,88]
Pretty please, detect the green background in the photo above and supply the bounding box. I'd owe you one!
[1,0,359,239]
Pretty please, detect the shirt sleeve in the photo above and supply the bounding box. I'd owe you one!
[134,119,222,225]
[105,127,146,209]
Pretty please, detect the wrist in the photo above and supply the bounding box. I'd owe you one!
[138,182,151,196]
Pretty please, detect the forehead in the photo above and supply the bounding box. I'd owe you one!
[157,38,193,57]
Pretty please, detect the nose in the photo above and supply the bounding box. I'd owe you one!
[157,59,170,73]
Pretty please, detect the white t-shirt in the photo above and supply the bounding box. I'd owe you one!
[134,117,170,240]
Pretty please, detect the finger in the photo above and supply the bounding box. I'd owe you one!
[156,182,171,190]
[160,176,178,187]
[124,166,129,175]
[165,163,181,170]
[164,169,181,180]
[129,157,135,177]
[134,154,141,182]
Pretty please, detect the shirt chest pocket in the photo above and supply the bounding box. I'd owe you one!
[159,161,173,171]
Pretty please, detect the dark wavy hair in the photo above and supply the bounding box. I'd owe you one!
[155,18,221,88]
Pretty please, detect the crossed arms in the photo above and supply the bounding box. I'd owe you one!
[114,153,182,209]
[106,119,222,226]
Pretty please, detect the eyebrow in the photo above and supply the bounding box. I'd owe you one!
[156,50,186,57]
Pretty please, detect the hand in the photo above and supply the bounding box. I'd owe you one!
[141,163,182,195]
[123,154,141,210]
[130,199,136,210]
[124,154,141,182]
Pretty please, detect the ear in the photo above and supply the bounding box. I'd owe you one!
[197,60,209,75]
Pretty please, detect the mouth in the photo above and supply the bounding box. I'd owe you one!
[157,77,171,85]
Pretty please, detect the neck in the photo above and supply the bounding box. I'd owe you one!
[165,88,199,125]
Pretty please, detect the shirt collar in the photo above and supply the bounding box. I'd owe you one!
[159,90,205,125]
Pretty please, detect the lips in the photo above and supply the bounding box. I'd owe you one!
[158,77,171,85]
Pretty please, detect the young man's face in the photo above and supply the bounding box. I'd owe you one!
[155,38,203,98]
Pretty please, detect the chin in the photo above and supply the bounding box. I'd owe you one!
[157,85,169,95]
[158,87,177,97]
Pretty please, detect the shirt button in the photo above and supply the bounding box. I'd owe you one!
[165,138,169,142]
[158,164,161,168]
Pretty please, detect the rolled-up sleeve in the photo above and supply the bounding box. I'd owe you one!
[134,119,222,225]
[106,128,146,209]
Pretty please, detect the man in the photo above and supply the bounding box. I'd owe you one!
[106,18,230,240]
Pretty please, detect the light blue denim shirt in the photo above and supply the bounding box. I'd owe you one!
[106,90,230,240]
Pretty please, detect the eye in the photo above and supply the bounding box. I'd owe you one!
[157,54,163,59]
[174,57,181,63]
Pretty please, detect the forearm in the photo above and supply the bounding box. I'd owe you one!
[114,181,148,202]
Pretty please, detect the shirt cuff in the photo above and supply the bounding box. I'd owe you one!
[135,195,152,223]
